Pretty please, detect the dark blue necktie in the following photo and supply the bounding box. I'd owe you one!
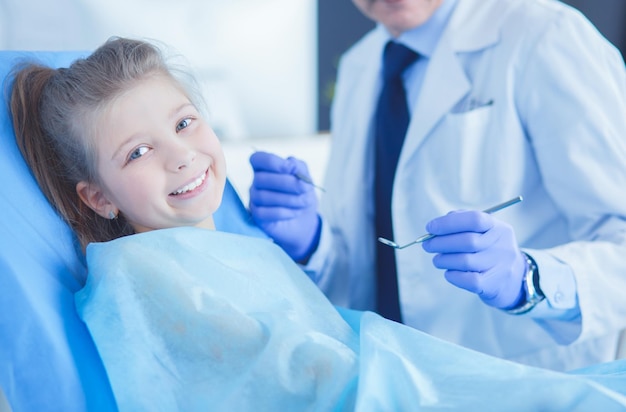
[374,41,418,323]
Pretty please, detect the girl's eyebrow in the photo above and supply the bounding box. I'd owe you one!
[170,102,195,118]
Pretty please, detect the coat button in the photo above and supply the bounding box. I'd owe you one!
[553,291,563,304]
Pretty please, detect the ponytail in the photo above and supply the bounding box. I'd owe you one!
[11,66,79,224]
[9,62,134,251]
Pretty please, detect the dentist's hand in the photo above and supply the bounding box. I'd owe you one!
[249,151,321,262]
[421,210,527,310]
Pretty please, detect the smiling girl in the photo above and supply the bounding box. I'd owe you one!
[11,37,226,249]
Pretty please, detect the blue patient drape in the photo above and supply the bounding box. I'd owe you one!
[76,227,626,411]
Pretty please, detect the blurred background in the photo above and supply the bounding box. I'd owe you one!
[1,0,317,141]
[2,0,624,200]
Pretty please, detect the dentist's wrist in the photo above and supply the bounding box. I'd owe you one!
[506,253,545,315]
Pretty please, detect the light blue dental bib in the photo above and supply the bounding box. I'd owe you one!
[76,227,626,411]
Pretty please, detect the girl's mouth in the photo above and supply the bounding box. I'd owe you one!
[170,170,207,196]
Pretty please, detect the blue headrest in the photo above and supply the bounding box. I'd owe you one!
[0,50,117,412]
[0,50,263,411]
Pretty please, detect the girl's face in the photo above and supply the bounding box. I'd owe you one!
[352,0,443,37]
[77,74,227,233]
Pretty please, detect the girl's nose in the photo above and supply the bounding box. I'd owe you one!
[167,141,196,171]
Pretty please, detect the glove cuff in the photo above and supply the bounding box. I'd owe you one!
[505,253,545,315]
[293,216,322,264]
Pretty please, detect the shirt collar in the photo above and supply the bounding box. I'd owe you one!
[376,0,458,58]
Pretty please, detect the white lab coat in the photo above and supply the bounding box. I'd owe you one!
[306,0,626,371]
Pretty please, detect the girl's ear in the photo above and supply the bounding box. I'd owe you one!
[76,181,117,219]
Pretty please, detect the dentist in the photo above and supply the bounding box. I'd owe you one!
[249,0,626,371]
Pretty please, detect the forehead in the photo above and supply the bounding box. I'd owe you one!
[92,75,191,151]
[102,74,189,122]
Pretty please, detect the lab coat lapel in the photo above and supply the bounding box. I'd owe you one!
[331,35,384,223]
[403,39,469,156]
[349,51,382,172]
[399,0,502,163]
[345,65,378,222]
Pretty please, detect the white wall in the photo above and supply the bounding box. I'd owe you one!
[0,0,318,141]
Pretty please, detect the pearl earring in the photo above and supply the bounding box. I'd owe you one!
[108,211,117,220]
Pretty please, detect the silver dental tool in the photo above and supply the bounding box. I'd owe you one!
[377,196,523,249]
[295,172,326,192]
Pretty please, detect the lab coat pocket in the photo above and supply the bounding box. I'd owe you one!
[447,100,493,134]
[431,104,500,202]
[451,97,494,115]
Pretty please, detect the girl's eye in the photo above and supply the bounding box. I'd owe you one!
[128,146,149,162]
[176,118,192,132]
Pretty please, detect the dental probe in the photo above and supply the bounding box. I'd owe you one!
[378,196,523,249]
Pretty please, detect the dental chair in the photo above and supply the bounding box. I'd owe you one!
[0,50,264,412]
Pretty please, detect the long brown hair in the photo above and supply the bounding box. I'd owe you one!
[9,37,204,251]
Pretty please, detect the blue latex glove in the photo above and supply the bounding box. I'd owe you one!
[249,151,321,262]
[421,210,527,310]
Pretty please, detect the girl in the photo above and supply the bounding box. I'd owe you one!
[11,37,226,250]
[9,37,626,411]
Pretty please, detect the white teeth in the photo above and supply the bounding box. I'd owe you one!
[172,172,206,195]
